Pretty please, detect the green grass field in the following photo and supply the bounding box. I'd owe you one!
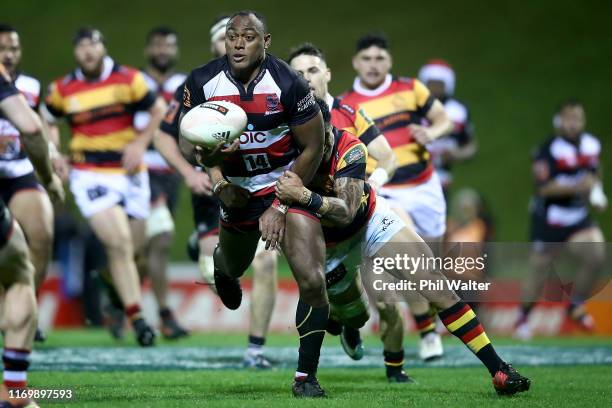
[16,330,612,407]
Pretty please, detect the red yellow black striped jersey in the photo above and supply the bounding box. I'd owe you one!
[327,94,382,146]
[309,128,376,246]
[44,57,156,173]
[341,74,435,186]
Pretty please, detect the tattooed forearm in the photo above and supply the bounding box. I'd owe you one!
[320,177,364,227]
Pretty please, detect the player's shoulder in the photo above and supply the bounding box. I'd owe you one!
[395,75,417,89]
[336,129,366,159]
[445,97,470,121]
[15,73,41,95]
[580,132,601,152]
[333,96,357,117]
[113,63,143,82]
[187,57,227,85]
[167,72,187,90]
[265,53,299,80]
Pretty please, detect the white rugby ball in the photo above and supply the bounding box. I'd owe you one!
[180,101,247,148]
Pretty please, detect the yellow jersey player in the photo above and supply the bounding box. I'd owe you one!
[42,28,166,347]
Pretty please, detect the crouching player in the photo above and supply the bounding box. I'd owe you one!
[0,62,64,407]
[276,98,531,395]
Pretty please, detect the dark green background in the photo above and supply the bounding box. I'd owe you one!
[6,0,611,259]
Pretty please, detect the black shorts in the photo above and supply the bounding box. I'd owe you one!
[0,172,42,205]
[530,213,594,244]
[219,190,319,234]
[191,193,220,238]
[149,170,181,214]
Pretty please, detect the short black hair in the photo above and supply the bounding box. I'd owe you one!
[556,98,583,114]
[228,10,268,33]
[146,26,177,44]
[0,23,17,34]
[73,26,105,45]
[315,96,331,126]
[287,42,326,65]
[355,32,389,53]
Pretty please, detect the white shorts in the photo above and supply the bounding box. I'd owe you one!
[378,171,446,238]
[325,196,405,274]
[70,169,151,219]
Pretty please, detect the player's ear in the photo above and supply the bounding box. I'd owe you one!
[352,55,358,71]
[326,67,331,83]
[263,34,271,50]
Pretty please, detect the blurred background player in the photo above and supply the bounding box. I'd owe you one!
[418,59,476,196]
[132,26,189,339]
[0,24,55,343]
[287,43,420,381]
[180,15,280,369]
[0,60,64,407]
[341,32,453,365]
[516,99,607,340]
[42,27,165,346]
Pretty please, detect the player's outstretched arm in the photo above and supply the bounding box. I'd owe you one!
[289,111,325,185]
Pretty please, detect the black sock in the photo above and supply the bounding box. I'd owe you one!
[159,308,172,320]
[248,335,265,348]
[384,349,405,377]
[296,299,329,376]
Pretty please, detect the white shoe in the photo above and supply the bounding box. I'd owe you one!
[419,331,444,361]
[514,321,533,341]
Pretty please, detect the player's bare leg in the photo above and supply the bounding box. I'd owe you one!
[390,204,444,361]
[244,248,277,369]
[566,227,605,331]
[515,249,552,340]
[360,268,410,381]
[0,222,39,407]
[282,212,328,398]
[9,189,53,343]
[143,200,188,339]
[89,206,155,346]
[372,225,530,395]
[8,190,53,290]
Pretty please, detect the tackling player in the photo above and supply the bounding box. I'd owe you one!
[0,61,64,408]
[42,28,165,346]
[288,43,438,380]
[516,100,607,339]
[418,59,476,195]
[276,97,531,395]
[0,24,55,342]
[179,11,329,397]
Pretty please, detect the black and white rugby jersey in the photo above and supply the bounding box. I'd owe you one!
[181,54,319,193]
[0,73,41,178]
[531,133,601,227]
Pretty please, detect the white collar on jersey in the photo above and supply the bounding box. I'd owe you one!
[352,73,392,97]
[75,56,114,82]
[325,93,334,110]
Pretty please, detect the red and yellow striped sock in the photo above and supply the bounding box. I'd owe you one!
[438,302,503,376]
[413,312,436,338]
